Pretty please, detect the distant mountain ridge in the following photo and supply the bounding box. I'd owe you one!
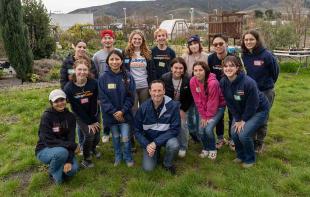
[69,0,288,19]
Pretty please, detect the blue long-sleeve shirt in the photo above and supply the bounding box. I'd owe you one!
[242,47,279,91]
[220,72,270,122]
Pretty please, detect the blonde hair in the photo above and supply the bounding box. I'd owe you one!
[72,55,92,82]
[124,29,152,60]
[154,28,168,39]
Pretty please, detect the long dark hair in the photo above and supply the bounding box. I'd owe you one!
[241,29,264,53]
[170,57,187,78]
[192,61,210,96]
[106,50,132,97]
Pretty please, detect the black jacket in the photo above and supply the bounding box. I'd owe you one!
[35,108,77,163]
[60,54,98,89]
[161,72,193,112]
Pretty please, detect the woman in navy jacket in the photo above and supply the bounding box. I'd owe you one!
[241,30,279,153]
[220,56,270,168]
[98,50,136,167]
[161,57,193,157]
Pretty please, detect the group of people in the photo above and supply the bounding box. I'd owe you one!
[35,28,279,184]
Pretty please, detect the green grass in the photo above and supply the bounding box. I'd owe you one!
[1,72,310,196]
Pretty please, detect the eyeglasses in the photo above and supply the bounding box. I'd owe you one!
[213,42,224,47]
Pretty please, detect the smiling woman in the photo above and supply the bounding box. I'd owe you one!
[35,89,79,184]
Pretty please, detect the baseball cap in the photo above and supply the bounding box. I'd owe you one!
[100,29,115,39]
[187,35,200,44]
[49,89,66,102]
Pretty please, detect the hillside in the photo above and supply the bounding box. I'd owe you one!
[70,0,283,19]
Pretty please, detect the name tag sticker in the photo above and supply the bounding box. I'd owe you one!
[80,98,89,104]
[124,59,130,64]
[234,95,241,101]
[159,61,165,67]
[52,126,60,132]
[254,60,263,66]
[108,83,116,89]
[68,69,75,74]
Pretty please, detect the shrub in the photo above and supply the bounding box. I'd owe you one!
[279,61,300,73]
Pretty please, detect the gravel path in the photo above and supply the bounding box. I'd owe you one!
[0,77,59,92]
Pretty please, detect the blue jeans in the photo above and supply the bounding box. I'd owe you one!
[199,108,225,151]
[142,137,179,171]
[231,110,269,164]
[36,147,79,184]
[187,104,200,140]
[110,123,133,163]
[177,118,189,150]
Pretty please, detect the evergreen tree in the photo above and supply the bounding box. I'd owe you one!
[0,0,33,82]
[22,0,55,59]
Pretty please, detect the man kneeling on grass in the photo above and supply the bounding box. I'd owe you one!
[134,80,180,175]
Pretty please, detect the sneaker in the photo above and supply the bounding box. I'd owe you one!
[216,138,227,149]
[233,158,242,163]
[162,165,176,175]
[126,161,134,167]
[199,150,209,158]
[81,160,94,168]
[92,150,101,159]
[242,163,254,168]
[255,143,264,154]
[102,135,110,143]
[208,150,217,160]
[114,160,121,167]
[178,150,186,158]
[228,140,235,151]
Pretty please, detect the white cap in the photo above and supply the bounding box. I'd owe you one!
[49,89,66,102]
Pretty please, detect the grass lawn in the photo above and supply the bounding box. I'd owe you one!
[0,72,310,196]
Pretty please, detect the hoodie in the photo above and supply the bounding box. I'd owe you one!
[35,108,77,164]
[190,73,226,120]
[242,47,279,91]
[98,68,136,127]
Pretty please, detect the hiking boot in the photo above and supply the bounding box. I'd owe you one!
[126,161,134,167]
[80,160,94,168]
[163,165,176,175]
[233,158,242,164]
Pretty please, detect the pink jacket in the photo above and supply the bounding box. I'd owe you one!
[190,73,226,120]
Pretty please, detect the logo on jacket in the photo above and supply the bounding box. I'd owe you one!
[254,60,264,66]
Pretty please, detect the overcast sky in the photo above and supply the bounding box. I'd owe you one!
[41,0,150,13]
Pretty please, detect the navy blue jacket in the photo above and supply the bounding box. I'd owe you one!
[220,72,270,122]
[152,46,176,79]
[242,47,279,91]
[134,96,181,148]
[98,68,136,127]
[123,54,156,85]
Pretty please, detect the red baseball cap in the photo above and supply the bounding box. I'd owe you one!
[100,29,115,39]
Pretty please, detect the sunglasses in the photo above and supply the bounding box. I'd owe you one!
[213,42,224,47]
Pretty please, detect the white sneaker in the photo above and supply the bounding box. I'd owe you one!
[178,150,186,158]
[199,150,209,158]
[102,135,110,143]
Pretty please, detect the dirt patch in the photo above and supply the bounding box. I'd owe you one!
[0,78,58,92]
[0,115,20,125]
